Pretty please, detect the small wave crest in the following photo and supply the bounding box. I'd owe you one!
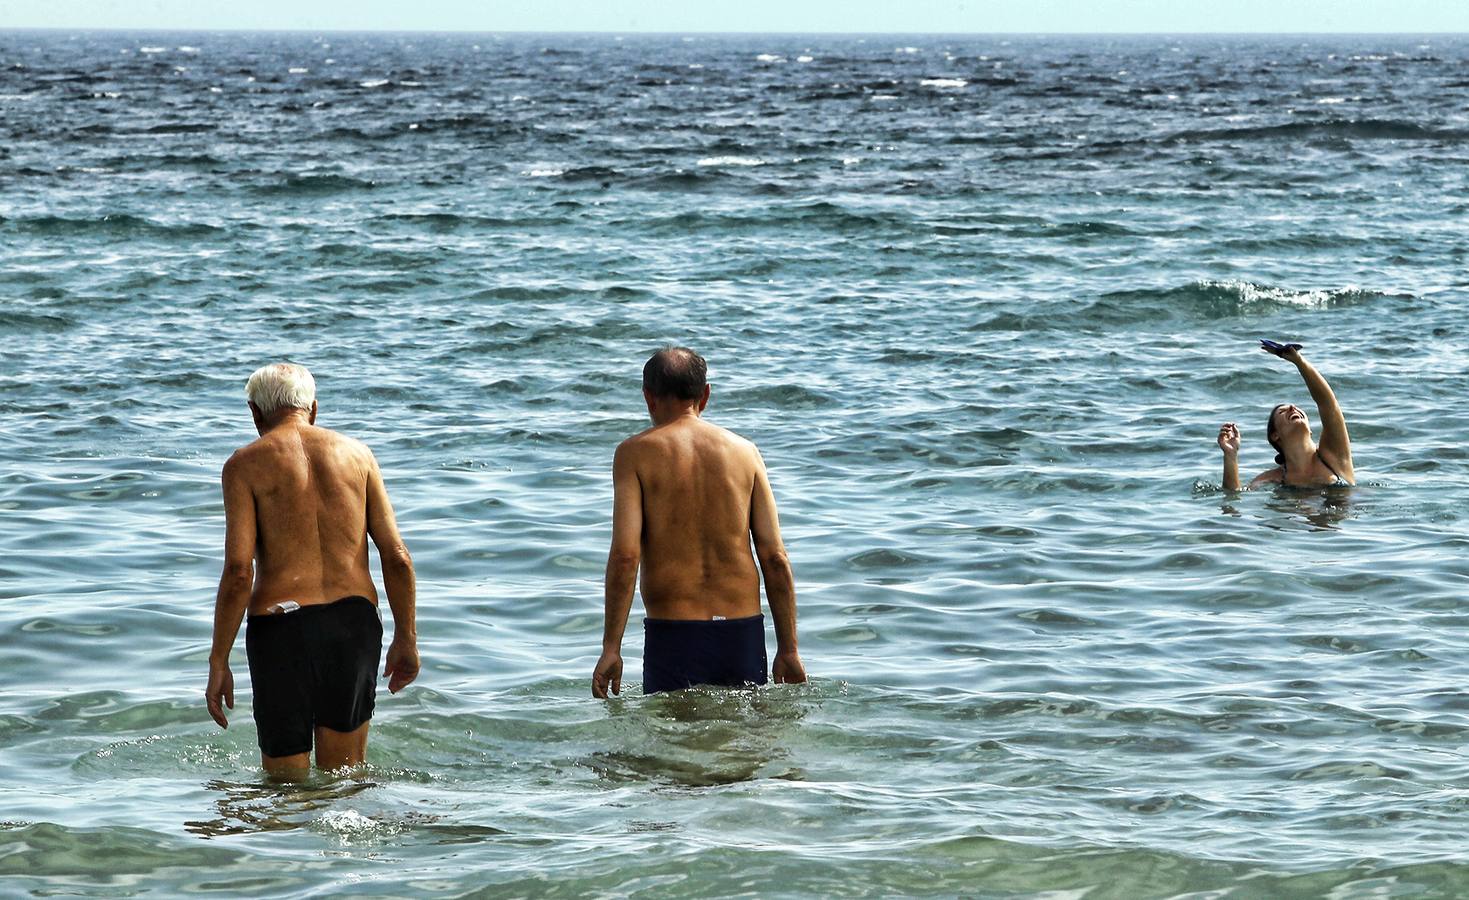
[1168,118,1469,143]
[254,174,377,195]
[1087,280,1409,324]
[0,214,223,240]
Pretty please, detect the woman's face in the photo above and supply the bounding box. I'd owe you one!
[1272,403,1310,440]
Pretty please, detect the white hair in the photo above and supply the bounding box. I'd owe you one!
[245,363,316,416]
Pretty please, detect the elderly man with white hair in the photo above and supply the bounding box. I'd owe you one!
[205,362,419,778]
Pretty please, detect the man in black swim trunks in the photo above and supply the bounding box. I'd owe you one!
[205,363,419,777]
[592,347,806,697]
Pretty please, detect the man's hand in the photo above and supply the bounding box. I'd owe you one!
[592,649,623,699]
[772,650,806,685]
[384,636,420,694]
[1217,422,1240,455]
[206,662,234,728]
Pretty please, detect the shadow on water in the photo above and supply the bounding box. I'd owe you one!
[582,684,816,788]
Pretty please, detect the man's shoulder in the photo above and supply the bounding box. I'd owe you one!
[698,420,760,459]
[307,425,375,460]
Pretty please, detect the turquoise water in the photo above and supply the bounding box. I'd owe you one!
[3,30,1469,897]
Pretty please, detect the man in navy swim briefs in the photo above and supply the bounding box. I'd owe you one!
[592,347,806,698]
[205,363,420,778]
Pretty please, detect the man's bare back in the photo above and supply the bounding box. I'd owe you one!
[593,347,805,698]
[227,423,382,616]
[621,416,763,620]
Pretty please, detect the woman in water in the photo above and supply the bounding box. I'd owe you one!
[1217,342,1355,490]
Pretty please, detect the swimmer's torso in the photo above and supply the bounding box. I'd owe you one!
[232,425,379,615]
[625,417,762,620]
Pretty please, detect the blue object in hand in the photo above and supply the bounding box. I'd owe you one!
[1260,339,1303,353]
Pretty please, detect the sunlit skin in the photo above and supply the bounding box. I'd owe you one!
[206,402,419,779]
[592,383,805,698]
[1219,344,1355,491]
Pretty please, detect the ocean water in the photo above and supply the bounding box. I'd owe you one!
[2,29,1469,897]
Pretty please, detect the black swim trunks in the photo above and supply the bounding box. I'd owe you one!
[245,595,382,758]
[642,614,769,695]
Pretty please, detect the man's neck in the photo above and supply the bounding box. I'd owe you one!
[261,409,311,434]
[650,405,701,427]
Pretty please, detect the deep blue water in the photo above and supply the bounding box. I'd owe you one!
[2,30,1469,897]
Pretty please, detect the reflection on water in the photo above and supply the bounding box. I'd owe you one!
[186,776,379,838]
[584,686,814,787]
[1262,485,1361,532]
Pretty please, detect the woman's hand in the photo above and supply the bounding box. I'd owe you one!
[1218,422,1240,455]
[1261,340,1303,363]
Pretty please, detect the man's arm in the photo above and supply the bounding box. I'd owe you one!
[365,452,419,694]
[206,456,255,729]
[750,449,805,684]
[594,442,641,699]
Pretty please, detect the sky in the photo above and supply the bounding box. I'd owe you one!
[2,0,1467,33]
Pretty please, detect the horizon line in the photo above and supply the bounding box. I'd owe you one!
[3,26,1466,37]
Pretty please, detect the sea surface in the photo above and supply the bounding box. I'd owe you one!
[2,29,1468,897]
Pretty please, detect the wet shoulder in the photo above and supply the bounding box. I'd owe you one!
[1248,467,1285,489]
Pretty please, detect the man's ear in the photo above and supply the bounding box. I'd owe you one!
[308,400,318,425]
[697,384,710,413]
[249,402,265,435]
[643,387,656,417]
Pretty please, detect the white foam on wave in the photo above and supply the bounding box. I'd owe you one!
[525,168,564,177]
[177,46,199,54]
[871,94,899,101]
[140,47,166,54]
[1316,97,1347,104]
[896,46,920,54]
[360,79,390,88]
[696,156,765,167]
[1203,279,1349,308]
[288,67,309,74]
[755,54,784,63]
[797,55,814,63]
[920,78,967,89]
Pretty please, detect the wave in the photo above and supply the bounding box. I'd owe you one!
[372,212,568,230]
[140,122,215,134]
[1086,280,1411,323]
[641,201,909,235]
[1167,119,1469,143]
[0,311,76,332]
[0,214,223,239]
[253,174,378,195]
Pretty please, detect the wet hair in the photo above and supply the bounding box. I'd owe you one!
[642,346,707,400]
[246,362,316,416]
[1267,404,1288,468]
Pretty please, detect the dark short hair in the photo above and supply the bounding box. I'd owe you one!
[642,346,707,400]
